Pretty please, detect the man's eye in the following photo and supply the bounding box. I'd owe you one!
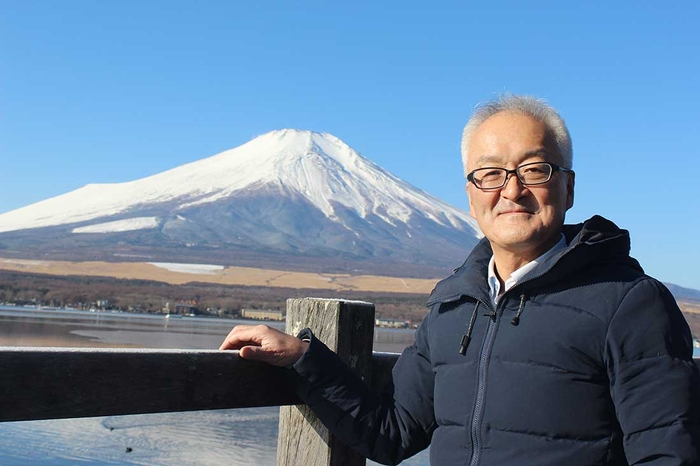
[479,169,503,179]
[521,165,547,175]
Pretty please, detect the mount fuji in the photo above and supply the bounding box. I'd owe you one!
[0,130,482,277]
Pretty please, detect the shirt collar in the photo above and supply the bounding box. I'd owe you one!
[488,234,567,305]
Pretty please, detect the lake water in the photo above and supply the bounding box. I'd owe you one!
[0,306,430,466]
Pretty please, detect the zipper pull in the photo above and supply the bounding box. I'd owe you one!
[458,302,481,355]
[511,293,527,326]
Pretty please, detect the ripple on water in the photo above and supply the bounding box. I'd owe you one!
[0,408,280,466]
[0,407,430,465]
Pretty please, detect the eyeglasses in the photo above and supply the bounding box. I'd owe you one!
[467,162,573,190]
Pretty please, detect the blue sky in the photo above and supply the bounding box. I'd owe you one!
[1,1,699,289]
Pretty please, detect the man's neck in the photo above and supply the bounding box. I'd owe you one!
[491,234,563,286]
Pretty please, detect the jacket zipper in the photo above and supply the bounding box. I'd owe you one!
[468,299,503,466]
[465,262,553,465]
[461,240,577,464]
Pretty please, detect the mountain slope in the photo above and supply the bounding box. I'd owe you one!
[0,130,482,277]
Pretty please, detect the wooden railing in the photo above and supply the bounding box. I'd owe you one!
[0,298,392,466]
[4,297,695,466]
[0,347,398,422]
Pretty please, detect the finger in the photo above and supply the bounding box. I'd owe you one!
[239,339,308,367]
[219,327,258,350]
[219,335,259,350]
[219,338,245,351]
[238,345,271,362]
[239,345,294,367]
[218,324,275,350]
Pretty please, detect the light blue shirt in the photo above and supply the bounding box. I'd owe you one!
[488,234,567,305]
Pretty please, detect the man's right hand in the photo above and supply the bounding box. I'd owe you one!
[219,324,309,367]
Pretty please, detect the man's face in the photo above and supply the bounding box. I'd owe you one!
[466,112,574,259]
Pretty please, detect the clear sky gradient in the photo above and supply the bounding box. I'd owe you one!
[1,1,698,289]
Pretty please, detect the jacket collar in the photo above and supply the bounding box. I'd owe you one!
[426,215,642,307]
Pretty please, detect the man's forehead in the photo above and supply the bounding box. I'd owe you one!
[468,113,561,166]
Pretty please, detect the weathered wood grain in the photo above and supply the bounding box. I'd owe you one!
[0,347,300,422]
[0,347,399,423]
[277,298,375,466]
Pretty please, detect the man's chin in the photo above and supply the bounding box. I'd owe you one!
[489,220,541,244]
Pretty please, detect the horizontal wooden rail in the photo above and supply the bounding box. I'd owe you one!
[0,347,400,423]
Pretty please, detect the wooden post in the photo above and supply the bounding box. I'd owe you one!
[277,298,375,466]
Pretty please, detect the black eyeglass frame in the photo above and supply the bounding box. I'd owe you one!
[466,162,574,190]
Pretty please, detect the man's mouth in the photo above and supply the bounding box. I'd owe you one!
[497,209,532,215]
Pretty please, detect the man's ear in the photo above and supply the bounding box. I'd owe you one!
[467,182,477,219]
[566,172,575,210]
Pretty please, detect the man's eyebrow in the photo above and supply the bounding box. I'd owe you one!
[474,149,549,165]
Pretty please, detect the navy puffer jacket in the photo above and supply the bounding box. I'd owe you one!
[293,216,700,465]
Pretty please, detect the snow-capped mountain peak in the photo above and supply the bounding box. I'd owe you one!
[0,130,481,276]
[0,129,479,235]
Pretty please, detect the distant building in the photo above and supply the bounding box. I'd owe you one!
[375,318,409,328]
[95,299,110,309]
[172,299,199,315]
[241,309,284,321]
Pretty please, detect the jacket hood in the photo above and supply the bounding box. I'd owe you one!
[427,215,644,306]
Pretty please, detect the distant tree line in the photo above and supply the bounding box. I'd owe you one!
[0,271,430,323]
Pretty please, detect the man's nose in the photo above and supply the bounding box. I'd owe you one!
[500,172,528,199]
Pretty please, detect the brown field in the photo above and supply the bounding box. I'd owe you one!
[678,301,700,338]
[679,301,700,314]
[0,257,438,295]
[2,257,699,331]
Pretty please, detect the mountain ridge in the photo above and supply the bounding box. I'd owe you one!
[0,130,482,278]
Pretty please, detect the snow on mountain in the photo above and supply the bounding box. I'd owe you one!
[149,262,225,275]
[72,217,160,234]
[0,129,479,235]
[0,130,482,276]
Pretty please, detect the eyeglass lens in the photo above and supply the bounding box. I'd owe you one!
[473,163,552,189]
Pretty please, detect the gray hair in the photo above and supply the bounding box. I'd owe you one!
[461,94,573,177]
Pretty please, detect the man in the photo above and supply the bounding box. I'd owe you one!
[221,95,700,465]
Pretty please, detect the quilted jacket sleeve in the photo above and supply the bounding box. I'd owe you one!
[605,278,700,465]
[291,314,437,465]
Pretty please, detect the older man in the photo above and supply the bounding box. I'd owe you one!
[221,95,700,465]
